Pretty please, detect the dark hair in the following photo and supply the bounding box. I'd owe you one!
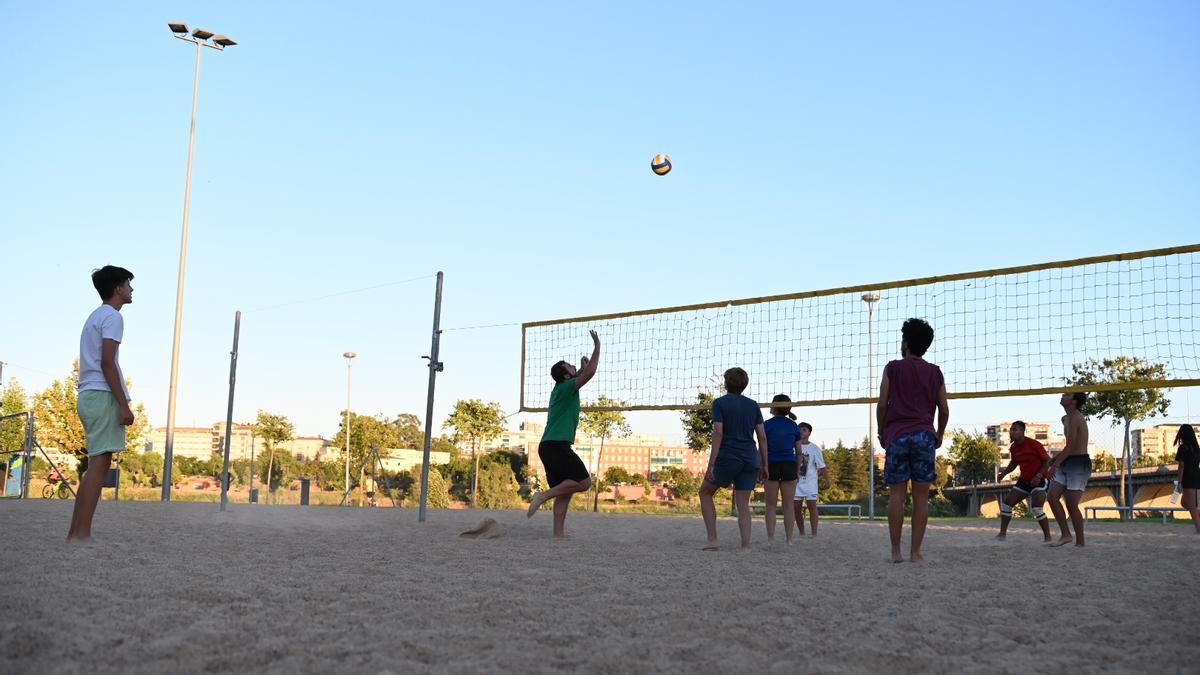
[1071,392,1088,409]
[724,367,749,395]
[769,394,796,419]
[92,265,133,300]
[1011,420,1026,431]
[1175,424,1198,451]
[901,318,934,356]
[550,360,572,383]
[798,422,813,433]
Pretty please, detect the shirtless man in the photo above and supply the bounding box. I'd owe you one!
[1046,392,1091,547]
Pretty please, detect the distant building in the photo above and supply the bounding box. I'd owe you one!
[147,427,214,459]
[280,436,327,462]
[1133,423,1196,461]
[377,448,451,474]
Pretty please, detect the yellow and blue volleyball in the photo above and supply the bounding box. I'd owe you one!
[651,153,672,176]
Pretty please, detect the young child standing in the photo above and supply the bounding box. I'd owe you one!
[700,367,769,550]
[794,422,828,537]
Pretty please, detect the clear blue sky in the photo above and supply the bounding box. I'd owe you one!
[2,1,1198,453]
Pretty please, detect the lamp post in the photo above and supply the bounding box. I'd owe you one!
[862,292,881,519]
[161,23,237,501]
[343,352,357,505]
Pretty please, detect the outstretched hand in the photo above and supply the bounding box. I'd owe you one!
[589,329,600,346]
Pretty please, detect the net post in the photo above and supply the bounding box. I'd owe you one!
[219,310,241,512]
[519,325,527,412]
[419,271,444,523]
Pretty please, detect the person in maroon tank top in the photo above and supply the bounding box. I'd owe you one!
[876,318,949,563]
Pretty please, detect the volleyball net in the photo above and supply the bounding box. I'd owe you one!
[520,244,1200,411]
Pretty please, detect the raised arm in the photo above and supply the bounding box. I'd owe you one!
[574,330,601,390]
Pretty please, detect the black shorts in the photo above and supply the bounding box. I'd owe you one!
[767,461,798,482]
[538,441,590,488]
[1012,477,1049,495]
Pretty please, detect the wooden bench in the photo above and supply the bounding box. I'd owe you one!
[1084,505,1189,524]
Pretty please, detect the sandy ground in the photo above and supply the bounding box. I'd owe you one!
[2,501,1198,674]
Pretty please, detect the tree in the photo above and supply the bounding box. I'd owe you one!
[1067,357,1170,511]
[1,378,29,453]
[579,395,632,512]
[415,466,452,508]
[1093,450,1120,472]
[680,391,715,455]
[947,431,1001,486]
[253,411,294,502]
[475,462,522,509]
[442,399,505,507]
[657,466,700,501]
[32,361,148,476]
[603,466,634,486]
[391,413,424,449]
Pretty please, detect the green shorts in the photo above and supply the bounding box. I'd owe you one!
[77,390,126,457]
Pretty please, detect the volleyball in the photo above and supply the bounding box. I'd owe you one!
[651,153,672,176]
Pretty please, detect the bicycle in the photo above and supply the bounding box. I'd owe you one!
[42,479,71,500]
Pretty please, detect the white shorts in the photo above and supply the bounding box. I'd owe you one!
[795,492,818,501]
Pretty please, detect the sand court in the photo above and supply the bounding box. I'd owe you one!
[2,501,1198,673]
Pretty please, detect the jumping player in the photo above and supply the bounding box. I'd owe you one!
[527,330,600,537]
[995,421,1053,542]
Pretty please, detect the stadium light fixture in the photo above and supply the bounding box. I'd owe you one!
[161,22,238,501]
[343,353,357,506]
[861,292,881,520]
[212,35,237,47]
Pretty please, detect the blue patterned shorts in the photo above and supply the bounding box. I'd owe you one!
[884,430,937,485]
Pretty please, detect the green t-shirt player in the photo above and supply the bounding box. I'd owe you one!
[527,330,600,537]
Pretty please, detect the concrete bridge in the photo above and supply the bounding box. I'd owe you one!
[942,465,1189,519]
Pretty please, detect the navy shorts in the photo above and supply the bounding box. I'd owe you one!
[709,455,759,491]
[884,430,937,485]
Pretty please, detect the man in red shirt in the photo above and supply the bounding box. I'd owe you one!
[995,420,1053,542]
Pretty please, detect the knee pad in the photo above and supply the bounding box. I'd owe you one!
[999,502,1013,517]
[1032,506,1047,520]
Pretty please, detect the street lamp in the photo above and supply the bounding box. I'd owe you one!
[862,292,881,520]
[161,22,237,501]
[343,352,357,505]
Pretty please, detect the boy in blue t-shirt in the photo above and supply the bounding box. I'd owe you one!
[700,367,769,550]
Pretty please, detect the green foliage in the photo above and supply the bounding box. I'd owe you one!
[1068,357,1171,429]
[948,431,1001,485]
[254,410,294,499]
[656,466,700,501]
[1,378,29,452]
[604,466,634,485]
[680,391,715,454]
[580,395,632,511]
[442,399,506,506]
[1093,451,1120,472]
[405,465,452,508]
[33,361,86,475]
[475,462,522,509]
[935,455,954,489]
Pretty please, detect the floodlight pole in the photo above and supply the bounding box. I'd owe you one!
[162,27,234,501]
[219,311,241,512]
[343,352,356,505]
[862,293,881,520]
[419,272,445,523]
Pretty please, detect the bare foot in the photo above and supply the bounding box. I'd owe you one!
[1074,542,1085,547]
[889,550,904,563]
[526,493,544,518]
[702,541,720,551]
[995,534,1007,540]
[910,552,925,563]
[1049,536,1072,547]
[66,536,95,546]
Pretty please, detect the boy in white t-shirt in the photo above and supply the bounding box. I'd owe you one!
[794,422,829,537]
[67,265,135,543]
